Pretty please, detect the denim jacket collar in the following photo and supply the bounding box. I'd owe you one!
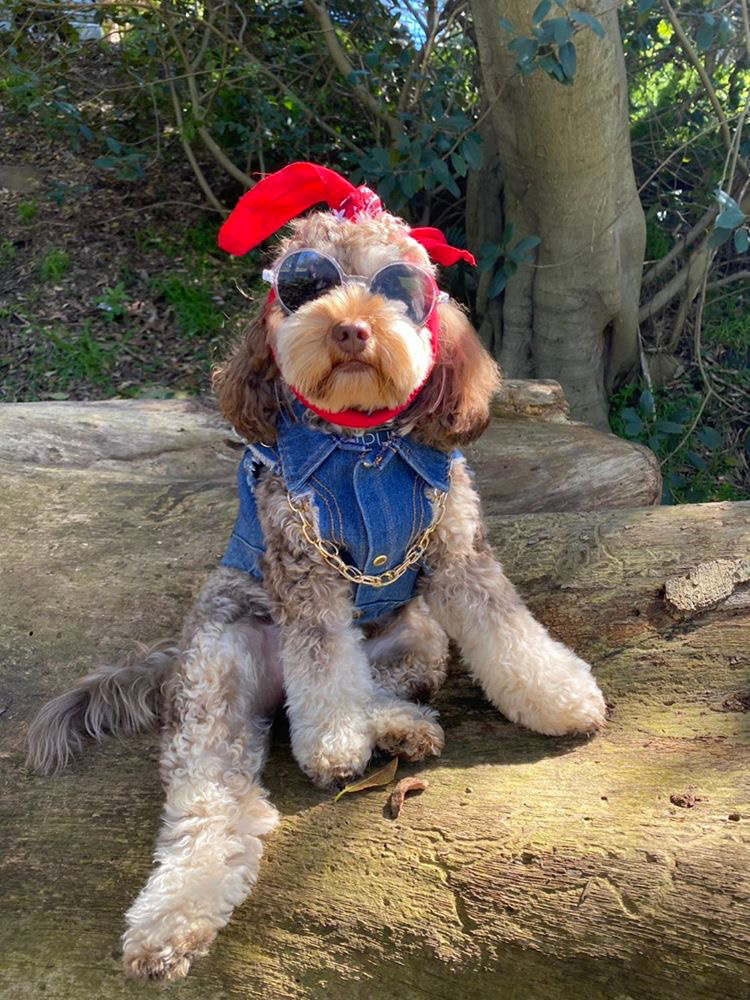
[273,400,452,494]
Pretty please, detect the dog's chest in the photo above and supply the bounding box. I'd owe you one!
[221,408,455,623]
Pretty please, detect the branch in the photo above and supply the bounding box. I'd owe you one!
[167,74,225,215]
[642,203,718,286]
[661,0,747,174]
[706,269,750,290]
[303,0,403,142]
[194,13,366,156]
[639,253,693,323]
[160,2,256,189]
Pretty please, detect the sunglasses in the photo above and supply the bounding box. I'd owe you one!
[262,248,445,327]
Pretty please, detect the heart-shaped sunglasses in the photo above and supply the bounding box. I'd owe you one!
[262,248,446,327]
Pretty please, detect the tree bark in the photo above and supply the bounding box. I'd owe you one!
[468,0,647,428]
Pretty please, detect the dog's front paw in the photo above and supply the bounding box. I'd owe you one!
[506,647,607,737]
[372,699,444,762]
[294,718,375,788]
[122,922,215,982]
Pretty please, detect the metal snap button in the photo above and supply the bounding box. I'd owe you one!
[362,460,373,468]
[372,554,387,567]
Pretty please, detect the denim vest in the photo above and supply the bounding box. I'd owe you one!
[221,402,456,624]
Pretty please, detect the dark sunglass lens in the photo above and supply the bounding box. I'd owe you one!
[276,251,341,312]
[370,264,436,325]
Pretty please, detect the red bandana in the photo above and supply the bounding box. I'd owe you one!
[218,161,475,428]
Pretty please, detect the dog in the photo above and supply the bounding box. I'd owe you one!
[27,162,607,981]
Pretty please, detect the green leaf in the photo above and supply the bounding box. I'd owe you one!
[478,242,503,272]
[558,41,577,79]
[550,17,573,46]
[532,0,552,24]
[518,57,539,77]
[498,17,515,33]
[639,388,655,416]
[431,156,453,191]
[717,13,734,45]
[696,426,722,450]
[621,407,643,436]
[400,172,419,198]
[461,136,482,171]
[734,228,749,254]
[538,54,565,82]
[685,450,707,471]
[501,221,514,246]
[715,189,740,212]
[508,235,541,261]
[655,419,684,435]
[706,226,734,249]
[378,173,396,200]
[105,135,122,154]
[696,14,715,52]
[451,152,467,177]
[716,206,745,229]
[508,37,538,64]
[637,0,656,12]
[569,11,605,38]
[488,268,508,298]
[671,406,693,424]
[93,157,117,170]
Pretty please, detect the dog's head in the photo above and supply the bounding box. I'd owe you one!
[214,166,500,450]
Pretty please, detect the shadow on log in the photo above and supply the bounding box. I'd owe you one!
[1,398,748,1000]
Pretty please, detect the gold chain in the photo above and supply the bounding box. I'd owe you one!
[286,488,447,588]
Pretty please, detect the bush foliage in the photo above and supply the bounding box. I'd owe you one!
[1,0,748,500]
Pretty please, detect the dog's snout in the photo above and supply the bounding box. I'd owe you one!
[331,321,370,355]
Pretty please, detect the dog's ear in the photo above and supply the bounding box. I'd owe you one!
[406,299,501,451]
[212,303,280,442]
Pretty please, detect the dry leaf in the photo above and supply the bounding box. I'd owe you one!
[333,757,398,802]
[389,777,429,818]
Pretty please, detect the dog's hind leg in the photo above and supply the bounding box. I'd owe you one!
[122,569,282,982]
[364,597,450,702]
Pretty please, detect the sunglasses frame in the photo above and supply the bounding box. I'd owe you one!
[262,247,447,327]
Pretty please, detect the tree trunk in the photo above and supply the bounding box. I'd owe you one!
[468,0,646,428]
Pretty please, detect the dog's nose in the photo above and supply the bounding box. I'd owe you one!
[331,321,370,355]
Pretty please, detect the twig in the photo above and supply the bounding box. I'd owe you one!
[303,0,403,141]
[706,270,750,290]
[661,0,747,174]
[642,203,718,286]
[167,73,225,215]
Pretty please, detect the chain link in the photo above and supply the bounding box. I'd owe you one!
[286,488,447,588]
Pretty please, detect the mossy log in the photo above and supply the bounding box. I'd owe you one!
[2,402,748,1000]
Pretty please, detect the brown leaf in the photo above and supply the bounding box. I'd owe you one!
[389,777,429,818]
[333,757,398,802]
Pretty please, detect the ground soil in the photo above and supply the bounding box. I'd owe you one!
[0,113,250,403]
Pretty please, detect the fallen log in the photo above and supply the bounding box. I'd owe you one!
[2,402,748,1000]
[0,390,661,513]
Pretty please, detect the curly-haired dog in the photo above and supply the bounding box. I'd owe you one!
[27,162,606,981]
